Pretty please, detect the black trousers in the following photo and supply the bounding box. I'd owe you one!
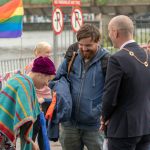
[108,134,150,150]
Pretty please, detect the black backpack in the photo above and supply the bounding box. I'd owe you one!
[65,42,110,76]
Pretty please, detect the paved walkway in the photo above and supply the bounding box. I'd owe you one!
[16,139,89,149]
[51,141,62,150]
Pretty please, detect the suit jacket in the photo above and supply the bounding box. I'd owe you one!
[102,42,150,138]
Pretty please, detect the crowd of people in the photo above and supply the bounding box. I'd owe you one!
[0,15,150,150]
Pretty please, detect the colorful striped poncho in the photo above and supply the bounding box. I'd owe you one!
[0,74,40,149]
[0,0,24,38]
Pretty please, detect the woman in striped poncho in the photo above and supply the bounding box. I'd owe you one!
[0,56,56,150]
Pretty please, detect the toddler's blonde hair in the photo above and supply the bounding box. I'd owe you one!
[34,41,52,56]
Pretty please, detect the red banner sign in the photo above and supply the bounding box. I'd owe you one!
[53,0,81,6]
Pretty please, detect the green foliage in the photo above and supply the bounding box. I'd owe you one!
[96,0,108,5]
[0,0,9,5]
[0,0,52,5]
[27,0,51,4]
[0,0,149,5]
[107,0,150,4]
[81,0,91,2]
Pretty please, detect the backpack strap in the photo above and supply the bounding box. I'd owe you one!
[67,50,110,77]
[67,51,78,75]
[65,42,78,61]
[101,53,111,77]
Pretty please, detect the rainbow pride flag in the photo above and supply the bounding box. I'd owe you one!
[0,0,24,38]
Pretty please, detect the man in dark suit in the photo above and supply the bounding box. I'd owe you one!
[100,15,150,150]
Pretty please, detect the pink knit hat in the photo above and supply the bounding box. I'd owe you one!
[32,56,56,75]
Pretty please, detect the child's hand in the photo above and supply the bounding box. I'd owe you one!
[31,141,39,150]
[38,97,44,104]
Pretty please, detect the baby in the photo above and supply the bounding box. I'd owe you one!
[25,41,55,103]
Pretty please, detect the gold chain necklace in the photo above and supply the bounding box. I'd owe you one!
[122,48,149,67]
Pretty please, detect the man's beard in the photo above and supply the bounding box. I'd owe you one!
[81,50,96,60]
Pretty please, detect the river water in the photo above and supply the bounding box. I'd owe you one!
[0,31,75,60]
[0,28,148,60]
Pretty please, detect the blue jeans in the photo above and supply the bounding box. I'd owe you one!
[59,124,103,150]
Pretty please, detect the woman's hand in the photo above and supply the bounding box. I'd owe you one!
[31,140,39,150]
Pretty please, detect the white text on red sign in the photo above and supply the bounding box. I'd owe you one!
[53,0,81,6]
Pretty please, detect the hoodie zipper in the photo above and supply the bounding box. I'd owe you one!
[74,50,107,124]
[75,62,87,122]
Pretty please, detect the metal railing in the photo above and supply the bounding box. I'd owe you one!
[0,52,64,76]
[0,21,150,79]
